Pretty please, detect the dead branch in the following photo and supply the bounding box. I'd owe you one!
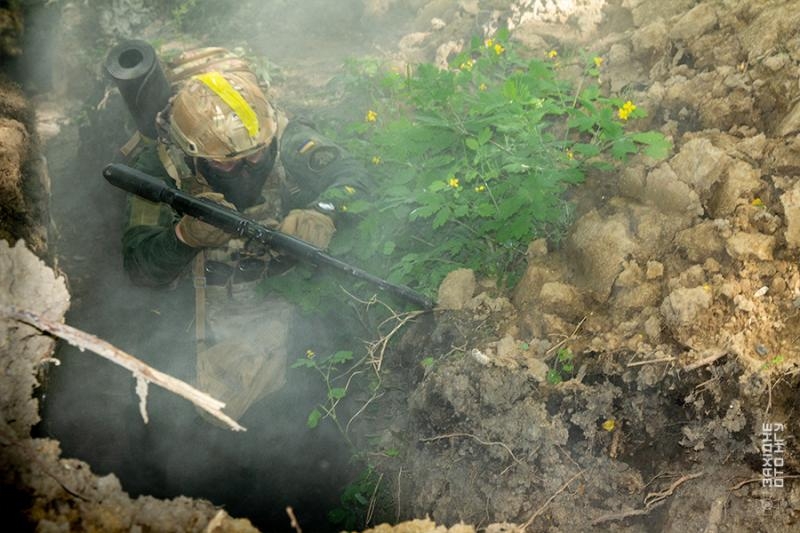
[365,472,384,527]
[684,351,727,372]
[420,432,524,467]
[1,306,244,431]
[627,357,675,367]
[520,469,585,531]
[286,506,302,533]
[545,315,588,358]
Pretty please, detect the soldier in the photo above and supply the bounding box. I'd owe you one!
[120,48,371,423]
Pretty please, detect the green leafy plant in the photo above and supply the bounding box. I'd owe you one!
[291,349,355,434]
[546,347,575,385]
[328,465,384,531]
[759,354,785,371]
[333,30,670,298]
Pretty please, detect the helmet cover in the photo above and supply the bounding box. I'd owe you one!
[168,71,276,161]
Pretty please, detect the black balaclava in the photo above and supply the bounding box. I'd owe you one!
[195,137,278,211]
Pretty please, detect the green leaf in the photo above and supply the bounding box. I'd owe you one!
[329,387,347,400]
[307,408,322,428]
[476,203,496,217]
[331,350,354,364]
[291,358,316,369]
[384,447,401,457]
[477,127,492,145]
[611,138,637,159]
[421,356,435,368]
[432,205,452,229]
[383,241,396,255]
[631,131,672,160]
[571,143,601,157]
[328,508,348,524]
[546,369,562,385]
[465,137,480,151]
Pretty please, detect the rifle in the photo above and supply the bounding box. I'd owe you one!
[103,163,435,309]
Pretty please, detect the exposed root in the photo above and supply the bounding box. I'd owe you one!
[520,469,585,531]
[420,432,525,468]
[591,471,704,526]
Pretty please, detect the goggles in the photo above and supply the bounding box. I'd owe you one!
[204,146,269,174]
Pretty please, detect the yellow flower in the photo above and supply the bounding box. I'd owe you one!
[602,419,615,432]
[593,56,604,67]
[548,49,558,59]
[448,177,460,189]
[366,109,378,122]
[617,100,637,120]
[344,186,356,195]
[566,149,574,160]
[340,205,349,212]
[460,58,474,71]
[474,184,486,192]
[479,83,487,91]
[306,349,315,358]
[371,155,382,165]
[751,197,764,207]
[493,43,505,55]
[484,38,494,48]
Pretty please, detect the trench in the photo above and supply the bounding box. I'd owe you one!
[24,2,418,531]
[9,1,800,531]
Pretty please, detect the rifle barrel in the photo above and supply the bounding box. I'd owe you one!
[103,163,435,309]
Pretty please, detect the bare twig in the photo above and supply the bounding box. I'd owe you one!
[286,507,302,533]
[396,467,403,523]
[365,472,384,527]
[521,469,585,530]
[627,357,675,367]
[684,352,727,372]
[1,306,244,431]
[545,315,588,358]
[369,309,426,372]
[420,432,524,466]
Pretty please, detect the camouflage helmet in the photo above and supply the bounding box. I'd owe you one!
[167,71,277,161]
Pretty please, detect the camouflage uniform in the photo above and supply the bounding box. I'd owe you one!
[122,119,371,421]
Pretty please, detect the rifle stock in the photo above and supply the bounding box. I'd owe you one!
[103,163,435,309]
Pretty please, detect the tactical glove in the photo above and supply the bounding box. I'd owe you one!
[279,209,335,249]
[175,191,236,248]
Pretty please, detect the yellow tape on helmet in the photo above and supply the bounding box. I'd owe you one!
[194,72,260,138]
